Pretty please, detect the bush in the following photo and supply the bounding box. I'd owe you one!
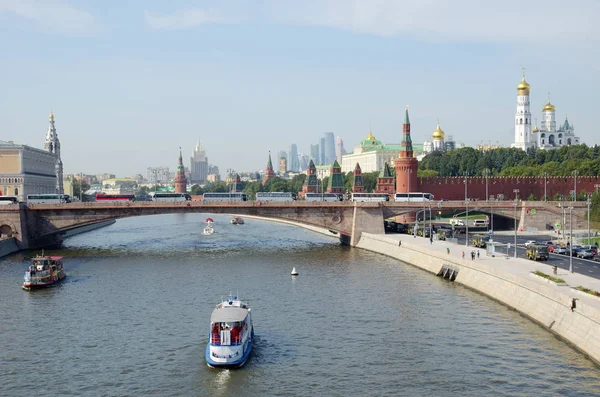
[533,270,565,284]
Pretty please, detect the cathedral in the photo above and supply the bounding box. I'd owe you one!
[512,72,579,150]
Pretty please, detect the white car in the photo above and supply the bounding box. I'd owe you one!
[524,240,537,247]
[450,219,465,226]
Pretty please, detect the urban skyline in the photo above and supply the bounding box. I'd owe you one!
[1,1,598,176]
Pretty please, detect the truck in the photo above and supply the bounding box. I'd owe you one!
[526,244,549,261]
[472,235,491,248]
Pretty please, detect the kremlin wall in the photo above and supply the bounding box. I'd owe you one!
[417,175,600,202]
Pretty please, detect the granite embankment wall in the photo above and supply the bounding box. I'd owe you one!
[62,220,116,238]
[0,238,19,258]
[356,233,600,365]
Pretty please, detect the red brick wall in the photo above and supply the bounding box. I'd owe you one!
[417,176,600,201]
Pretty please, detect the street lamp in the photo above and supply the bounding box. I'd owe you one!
[587,194,592,244]
[569,206,574,273]
[572,170,578,202]
[484,168,490,201]
[543,172,548,202]
[570,189,576,204]
[513,189,519,258]
[465,173,469,247]
[595,184,600,194]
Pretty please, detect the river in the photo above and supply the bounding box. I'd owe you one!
[1,214,599,396]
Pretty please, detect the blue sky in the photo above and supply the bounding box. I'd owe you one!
[1,0,598,177]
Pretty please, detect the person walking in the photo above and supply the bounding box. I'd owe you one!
[446,247,450,255]
[462,251,465,260]
[477,250,480,259]
[471,251,475,260]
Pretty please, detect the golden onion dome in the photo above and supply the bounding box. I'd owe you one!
[533,125,540,132]
[517,74,530,95]
[542,101,555,112]
[49,112,54,119]
[432,123,445,139]
[366,132,375,140]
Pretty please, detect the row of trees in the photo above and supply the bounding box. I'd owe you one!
[419,144,600,177]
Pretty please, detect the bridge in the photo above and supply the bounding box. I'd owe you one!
[0,200,590,250]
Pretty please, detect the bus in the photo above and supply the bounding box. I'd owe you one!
[150,193,191,202]
[473,219,489,227]
[351,193,390,202]
[202,192,248,202]
[305,193,344,202]
[394,192,434,202]
[255,192,297,202]
[0,196,18,205]
[26,194,71,204]
[96,193,136,202]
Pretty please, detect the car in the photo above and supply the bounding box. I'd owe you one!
[547,244,557,253]
[450,219,465,226]
[577,250,595,259]
[553,246,567,255]
[583,245,598,255]
[524,240,537,247]
[593,255,600,262]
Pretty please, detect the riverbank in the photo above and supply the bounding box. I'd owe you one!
[356,233,600,365]
[0,238,19,258]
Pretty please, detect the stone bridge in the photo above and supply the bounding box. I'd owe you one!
[0,200,590,251]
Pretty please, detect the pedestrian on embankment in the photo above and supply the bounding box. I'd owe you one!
[477,251,480,259]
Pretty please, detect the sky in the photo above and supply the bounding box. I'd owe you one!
[1,0,599,177]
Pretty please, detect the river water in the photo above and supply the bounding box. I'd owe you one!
[1,214,600,397]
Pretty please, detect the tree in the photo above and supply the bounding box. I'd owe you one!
[527,193,536,201]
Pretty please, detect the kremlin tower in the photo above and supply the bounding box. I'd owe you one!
[394,106,418,193]
[263,152,276,183]
[302,159,318,194]
[174,148,187,193]
[352,163,364,193]
[44,112,64,194]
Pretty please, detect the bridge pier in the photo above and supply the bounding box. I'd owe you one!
[350,205,385,246]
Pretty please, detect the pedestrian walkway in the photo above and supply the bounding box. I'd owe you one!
[382,234,600,311]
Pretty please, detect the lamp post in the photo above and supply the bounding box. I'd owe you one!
[573,170,578,202]
[595,184,600,194]
[79,172,83,202]
[484,168,490,201]
[543,172,548,202]
[587,194,592,244]
[465,173,469,247]
[513,189,520,258]
[569,206,574,273]
[489,197,495,235]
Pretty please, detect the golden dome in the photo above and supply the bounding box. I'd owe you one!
[432,123,445,140]
[517,74,530,95]
[542,101,555,112]
[49,112,54,119]
[366,132,375,140]
[533,125,540,132]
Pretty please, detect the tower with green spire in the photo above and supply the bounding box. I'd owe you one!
[395,106,418,193]
[352,163,364,193]
[326,160,344,194]
[375,162,394,195]
[302,159,319,195]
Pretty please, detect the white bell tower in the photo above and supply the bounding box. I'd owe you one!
[512,70,532,150]
[44,112,64,194]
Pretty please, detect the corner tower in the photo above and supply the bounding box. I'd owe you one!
[302,159,319,195]
[394,106,418,193]
[352,163,364,193]
[174,148,188,193]
[263,152,276,183]
[44,112,64,194]
[513,71,532,150]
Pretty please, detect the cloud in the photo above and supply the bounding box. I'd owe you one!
[0,0,97,35]
[144,8,240,30]
[145,0,599,46]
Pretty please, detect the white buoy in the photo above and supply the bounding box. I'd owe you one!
[291,267,299,276]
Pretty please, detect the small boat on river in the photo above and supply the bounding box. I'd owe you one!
[291,267,299,276]
[203,224,215,235]
[206,294,254,368]
[22,253,66,290]
[206,217,214,224]
[230,216,244,225]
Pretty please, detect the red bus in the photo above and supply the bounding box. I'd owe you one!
[95,193,136,202]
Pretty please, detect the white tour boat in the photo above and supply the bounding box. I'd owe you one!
[205,295,254,368]
[203,224,215,235]
[230,216,244,225]
[22,253,66,290]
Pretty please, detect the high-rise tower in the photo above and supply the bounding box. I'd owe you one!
[174,148,188,193]
[44,112,63,194]
[190,140,208,183]
[394,106,418,193]
[512,71,532,150]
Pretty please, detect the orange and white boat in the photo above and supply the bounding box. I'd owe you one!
[22,253,66,290]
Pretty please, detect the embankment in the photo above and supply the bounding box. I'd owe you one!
[356,233,600,365]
